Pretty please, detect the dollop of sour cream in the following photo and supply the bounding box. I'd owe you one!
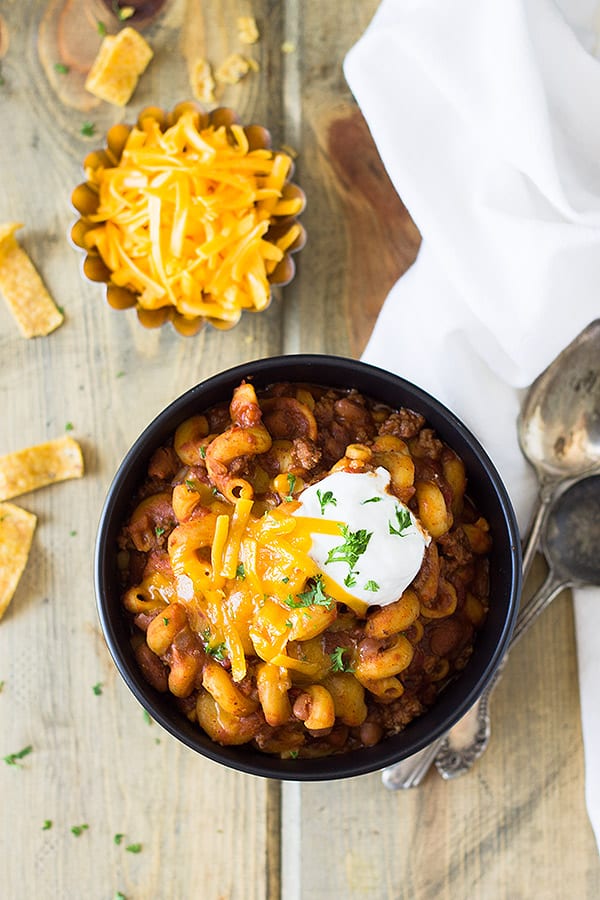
[293,468,430,607]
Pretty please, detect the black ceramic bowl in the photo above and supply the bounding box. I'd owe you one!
[95,355,521,781]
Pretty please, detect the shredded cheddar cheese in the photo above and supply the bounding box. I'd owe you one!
[84,111,302,327]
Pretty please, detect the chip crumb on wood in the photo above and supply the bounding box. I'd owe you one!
[85,26,153,107]
[0,502,37,622]
[0,436,84,502]
[237,16,259,45]
[279,144,298,159]
[0,222,63,338]
[190,57,216,104]
[281,41,295,54]
[215,53,251,85]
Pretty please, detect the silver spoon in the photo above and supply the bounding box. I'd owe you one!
[383,320,600,789]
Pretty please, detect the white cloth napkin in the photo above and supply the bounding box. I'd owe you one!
[345,0,600,850]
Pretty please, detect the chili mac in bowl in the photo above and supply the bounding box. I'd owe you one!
[95,356,521,780]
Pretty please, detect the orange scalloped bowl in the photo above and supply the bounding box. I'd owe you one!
[70,103,306,336]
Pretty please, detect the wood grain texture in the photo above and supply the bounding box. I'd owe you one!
[1,1,598,899]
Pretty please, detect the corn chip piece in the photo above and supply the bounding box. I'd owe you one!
[237,16,259,44]
[0,223,63,338]
[0,436,84,502]
[190,57,216,105]
[85,27,153,107]
[0,503,37,621]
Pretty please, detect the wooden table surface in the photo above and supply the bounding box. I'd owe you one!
[1,2,598,898]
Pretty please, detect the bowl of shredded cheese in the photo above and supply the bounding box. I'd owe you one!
[71,103,306,336]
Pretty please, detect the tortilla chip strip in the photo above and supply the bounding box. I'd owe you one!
[0,223,64,338]
[0,503,37,621]
[0,436,84,502]
[85,27,153,107]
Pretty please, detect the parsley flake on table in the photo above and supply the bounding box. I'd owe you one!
[126,842,142,853]
[389,507,412,537]
[54,63,69,74]
[115,893,127,900]
[116,370,125,378]
[114,833,125,845]
[97,20,107,36]
[92,682,103,696]
[3,745,33,766]
[80,121,96,137]
[285,575,335,610]
[143,710,152,725]
[0,680,4,692]
[42,820,53,830]
[69,530,77,537]
[330,646,354,673]
[65,422,74,431]
[71,824,89,837]
[316,489,337,515]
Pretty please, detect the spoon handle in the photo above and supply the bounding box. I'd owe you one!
[382,568,565,789]
[381,492,548,791]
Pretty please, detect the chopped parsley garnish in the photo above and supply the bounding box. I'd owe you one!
[71,824,89,837]
[65,421,74,431]
[284,575,335,610]
[236,563,245,580]
[154,526,165,537]
[57,305,65,315]
[143,710,152,725]
[80,121,96,137]
[3,745,33,766]
[185,479,196,491]
[0,65,5,87]
[0,680,4,692]
[285,620,292,628]
[202,630,227,660]
[200,445,207,459]
[69,530,77,537]
[364,580,380,592]
[361,495,382,504]
[116,893,127,900]
[97,20,107,35]
[42,820,53,830]
[126,843,142,854]
[330,646,354,673]
[389,507,412,537]
[114,833,125,845]
[285,473,296,501]
[289,750,299,759]
[92,682,103,696]
[162,616,169,626]
[325,524,372,588]
[54,63,69,74]
[316,489,337,515]
[281,576,289,583]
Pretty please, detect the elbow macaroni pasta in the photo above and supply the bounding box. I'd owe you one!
[118,381,491,758]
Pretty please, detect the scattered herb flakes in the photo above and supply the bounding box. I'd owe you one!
[330,646,354,673]
[364,580,380,592]
[80,121,96,137]
[114,833,125,845]
[71,824,89,837]
[42,820,53,830]
[116,370,125,378]
[143,710,152,725]
[285,575,335,610]
[344,573,357,589]
[155,738,161,745]
[69,530,77,537]
[97,20,107,36]
[361,496,382,504]
[115,893,127,900]
[236,563,245,580]
[54,63,70,74]
[326,525,372,571]
[57,305,65,315]
[205,641,227,661]
[199,445,207,459]
[154,525,165,537]
[389,507,412,537]
[126,842,142,854]
[281,576,289,583]
[0,681,4,693]
[92,682,103,696]
[65,422,74,432]
[289,749,299,759]
[162,616,169,626]
[0,66,5,87]
[316,489,337,515]
[285,620,292,629]
[3,745,33,767]
[285,473,296,501]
